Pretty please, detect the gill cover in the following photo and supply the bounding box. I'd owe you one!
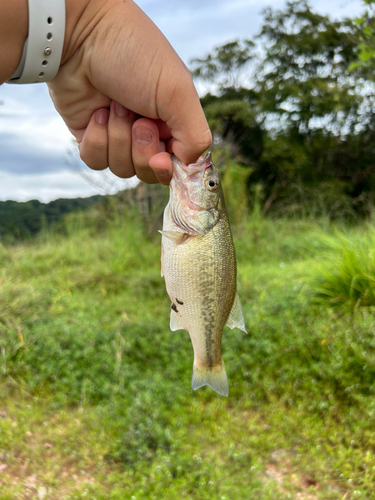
[169,153,223,235]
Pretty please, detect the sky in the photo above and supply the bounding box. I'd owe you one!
[0,0,366,202]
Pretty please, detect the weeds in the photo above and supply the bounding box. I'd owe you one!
[1,213,375,498]
[310,227,375,310]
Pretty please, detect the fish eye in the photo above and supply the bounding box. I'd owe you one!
[206,178,218,191]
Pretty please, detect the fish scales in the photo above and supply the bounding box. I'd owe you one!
[161,153,247,397]
[164,214,236,368]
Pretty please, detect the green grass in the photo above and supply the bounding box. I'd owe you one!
[1,213,375,499]
[309,228,375,310]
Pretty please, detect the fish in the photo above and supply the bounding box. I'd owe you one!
[160,152,247,397]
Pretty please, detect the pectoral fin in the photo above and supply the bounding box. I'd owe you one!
[170,309,185,332]
[226,292,247,333]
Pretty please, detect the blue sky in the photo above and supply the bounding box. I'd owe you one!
[0,0,365,202]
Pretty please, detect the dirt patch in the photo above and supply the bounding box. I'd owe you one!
[264,448,321,500]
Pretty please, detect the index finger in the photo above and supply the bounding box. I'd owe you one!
[156,69,212,165]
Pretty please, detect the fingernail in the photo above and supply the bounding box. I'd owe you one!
[115,102,130,117]
[95,109,109,124]
[134,127,153,144]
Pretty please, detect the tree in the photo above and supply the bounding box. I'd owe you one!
[350,0,375,73]
[190,40,256,91]
[190,0,375,218]
[257,0,366,136]
[190,41,262,166]
[255,0,375,212]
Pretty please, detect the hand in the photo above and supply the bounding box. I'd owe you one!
[47,0,212,184]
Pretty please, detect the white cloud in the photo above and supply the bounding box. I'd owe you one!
[0,168,138,203]
[0,88,72,163]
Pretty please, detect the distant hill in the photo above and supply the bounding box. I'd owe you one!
[0,195,105,241]
[0,182,169,242]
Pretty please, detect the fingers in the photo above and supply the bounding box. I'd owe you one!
[108,100,136,178]
[78,105,169,183]
[49,0,212,184]
[149,152,173,185]
[78,108,109,170]
[81,0,212,168]
[157,69,212,166]
[132,118,163,184]
[77,77,211,180]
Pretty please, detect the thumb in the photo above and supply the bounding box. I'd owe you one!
[157,70,212,165]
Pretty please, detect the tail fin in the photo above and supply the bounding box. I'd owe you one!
[192,360,229,397]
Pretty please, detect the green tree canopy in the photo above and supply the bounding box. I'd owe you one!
[257,0,365,136]
[350,0,375,73]
[190,0,375,218]
[190,39,255,91]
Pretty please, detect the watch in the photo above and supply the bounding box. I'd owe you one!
[7,0,65,84]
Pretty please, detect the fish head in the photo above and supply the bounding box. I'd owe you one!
[167,152,225,236]
[171,152,223,212]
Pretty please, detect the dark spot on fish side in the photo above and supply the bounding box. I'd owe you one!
[176,298,184,305]
[171,303,178,313]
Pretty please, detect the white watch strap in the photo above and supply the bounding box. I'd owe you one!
[7,0,65,84]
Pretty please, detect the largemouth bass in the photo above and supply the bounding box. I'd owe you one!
[160,152,247,397]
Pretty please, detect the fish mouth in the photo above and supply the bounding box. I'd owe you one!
[171,152,212,179]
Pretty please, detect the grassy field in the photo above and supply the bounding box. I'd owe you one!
[1,209,375,500]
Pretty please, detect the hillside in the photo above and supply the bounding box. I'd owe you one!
[1,209,375,499]
[0,195,105,241]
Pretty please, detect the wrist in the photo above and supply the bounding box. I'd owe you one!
[0,0,104,84]
[0,0,28,83]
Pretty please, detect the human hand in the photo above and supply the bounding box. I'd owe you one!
[47,0,212,184]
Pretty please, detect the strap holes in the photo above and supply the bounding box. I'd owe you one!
[42,61,48,67]
[47,17,53,25]
[47,32,53,41]
[39,72,45,78]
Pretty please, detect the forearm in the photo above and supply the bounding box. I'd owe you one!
[0,0,93,84]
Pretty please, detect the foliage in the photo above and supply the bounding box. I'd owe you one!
[190,0,375,218]
[2,209,375,497]
[257,0,363,135]
[0,195,103,241]
[0,183,169,243]
[202,92,263,165]
[190,39,255,90]
[311,227,375,309]
[213,148,252,227]
[350,0,375,72]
